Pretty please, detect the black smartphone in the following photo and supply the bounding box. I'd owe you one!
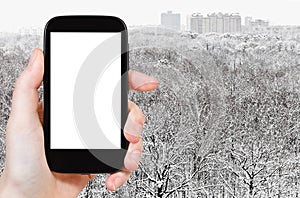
[43,16,129,173]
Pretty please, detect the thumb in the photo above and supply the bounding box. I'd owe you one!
[9,48,44,125]
[4,49,48,178]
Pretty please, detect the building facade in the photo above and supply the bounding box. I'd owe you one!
[244,17,270,32]
[190,12,242,34]
[245,16,253,27]
[161,11,181,31]
[243,17,300,38]
[190,13,203,33]
[230,13,242,33]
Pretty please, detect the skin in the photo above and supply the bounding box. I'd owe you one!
[0,48,158,198]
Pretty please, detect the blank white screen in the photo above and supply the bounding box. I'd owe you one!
[50,32,121,149]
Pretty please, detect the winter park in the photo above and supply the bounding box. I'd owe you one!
[1,12,300,198]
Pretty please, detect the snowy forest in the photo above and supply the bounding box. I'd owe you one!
[1,27,300,197]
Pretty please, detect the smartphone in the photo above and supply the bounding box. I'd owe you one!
[43,16,129,173]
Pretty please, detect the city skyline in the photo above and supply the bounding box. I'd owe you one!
[9,12,300,35]
[11,12,300,36]
[159,11,300,35]
[0,0,299,32]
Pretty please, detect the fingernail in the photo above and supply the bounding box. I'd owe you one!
[114,177,122,189]
[109,181,116,192]
[124,116,143,138]
[131,72,158,89]
[28,49,38,66]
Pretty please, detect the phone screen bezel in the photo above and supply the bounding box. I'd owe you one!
[43,16,129,173]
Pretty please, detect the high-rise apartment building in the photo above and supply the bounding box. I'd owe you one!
[250,19,269,27]
[223,14,231,33]
[230,13,242,32]
[244,17,269,32]
[216,13,224,33]
[208,13,217,32]
[190,13,203,33]
[190,12,242,34]
[203,17,210,33]
[245,16,253,27]
[161,11,181,31]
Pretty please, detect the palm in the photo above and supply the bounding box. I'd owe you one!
[51,173,92,197]
[36,104,102,197]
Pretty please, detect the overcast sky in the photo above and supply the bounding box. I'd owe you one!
[0,0,300,32]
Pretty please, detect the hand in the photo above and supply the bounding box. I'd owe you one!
[0,48,158,197]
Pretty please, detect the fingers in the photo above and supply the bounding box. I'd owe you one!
[124,101,145,143]
[106,101,144,192]
[106,169,131,192]
[124,138,143,171]
[122,101,143,176]
[106,71,157,191]
[128,70,158,91]
[8,48,44,126]
[123,101,145,170]
[104,71,157,192]
[105,139,143,192]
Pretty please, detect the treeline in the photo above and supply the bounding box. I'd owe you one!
[118,28,300,198]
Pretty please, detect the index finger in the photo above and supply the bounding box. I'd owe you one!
[128,70,158,91]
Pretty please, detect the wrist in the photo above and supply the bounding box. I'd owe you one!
[0,176,6,196]
[0,177,24,198]
[0,183,29,198]
[0,178,10,197]
[0,188,10,198]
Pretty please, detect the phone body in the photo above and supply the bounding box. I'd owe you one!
[43,16,129,173]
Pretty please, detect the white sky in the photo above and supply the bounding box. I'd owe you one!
[1,0,300,32]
